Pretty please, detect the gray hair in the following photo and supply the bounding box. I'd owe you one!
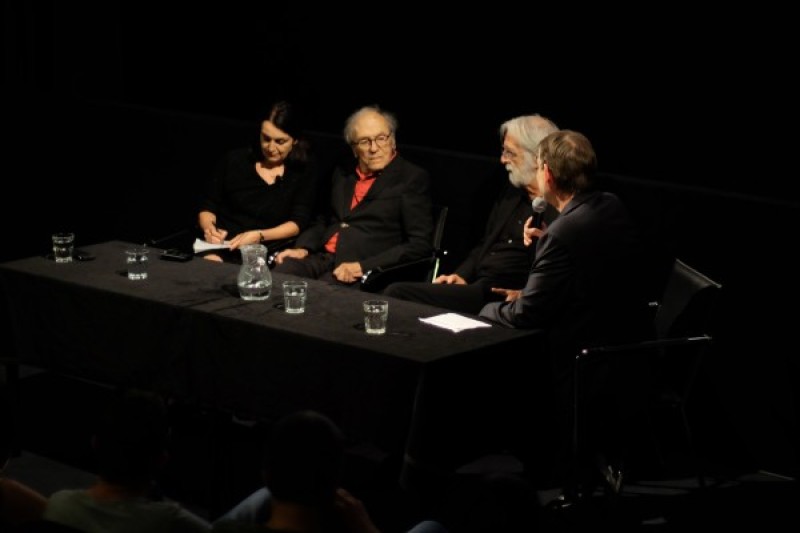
[343,105,398,144]
[500,114,559,154]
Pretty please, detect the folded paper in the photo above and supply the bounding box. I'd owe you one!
[193,238,232,253]
[418,312,492,333]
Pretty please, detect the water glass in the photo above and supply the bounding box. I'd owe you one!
[52,232,75,263]
[125,247,150,280]
[363,300,389,335]
[282,280,308,314]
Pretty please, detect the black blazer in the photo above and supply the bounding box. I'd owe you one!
[296,155,433,273]
[480,190,650,374]
[456,183,557,283]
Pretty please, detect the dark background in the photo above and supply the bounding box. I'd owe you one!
[4,2,796,196]
[3,2,798,481]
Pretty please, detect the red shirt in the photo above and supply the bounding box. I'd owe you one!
[324,166,378,254]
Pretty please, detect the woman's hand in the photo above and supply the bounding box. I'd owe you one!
[228,230,262,250]
[199,211,228,244]
[203,224,228,245]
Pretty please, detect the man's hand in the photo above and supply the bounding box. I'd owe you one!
[274,248,309,265]
[490,287,522,302]
[334,488,381,533]
[433,273,467,285]
[523,216,545,247]
[333,261,364,284]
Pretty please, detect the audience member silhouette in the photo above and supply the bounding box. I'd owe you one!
[42,387,210,532]
[0,376,47,531]
[214,410,445,532]
[1,385,47,528]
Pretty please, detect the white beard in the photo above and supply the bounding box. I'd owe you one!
[506,155,535,189]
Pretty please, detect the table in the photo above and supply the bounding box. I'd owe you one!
[0,240,544,488]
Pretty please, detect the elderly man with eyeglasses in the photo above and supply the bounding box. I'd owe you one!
[383,114,559,314]
[273,105,433,286]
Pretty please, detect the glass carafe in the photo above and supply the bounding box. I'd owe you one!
[237,244,272,301]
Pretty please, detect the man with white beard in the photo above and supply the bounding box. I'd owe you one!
[383,114,559,314]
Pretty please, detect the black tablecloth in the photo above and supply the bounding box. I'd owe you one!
[1,240,545,481]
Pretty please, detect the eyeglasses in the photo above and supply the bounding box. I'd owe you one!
[353,133,392,150]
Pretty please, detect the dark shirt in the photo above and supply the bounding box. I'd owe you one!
[475,197,536,288]
[199,147,318,237]
[457,184,552,289]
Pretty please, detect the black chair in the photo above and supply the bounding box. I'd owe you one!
[573,258,722,493]
[359,205,449,293]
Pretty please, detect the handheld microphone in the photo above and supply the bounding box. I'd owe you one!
[531,196,547,229]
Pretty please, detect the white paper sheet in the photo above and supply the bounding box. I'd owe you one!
[193,238,232,253]
[418,312,492,333]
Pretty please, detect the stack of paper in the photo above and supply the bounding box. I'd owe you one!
[193,238,232,253]
[418,312,492,333]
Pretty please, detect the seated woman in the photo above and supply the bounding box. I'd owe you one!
[198,100,318,262]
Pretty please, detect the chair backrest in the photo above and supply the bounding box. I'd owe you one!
[573,258,722,490]
[427,204,449,281]
[651,258,722,406]
[655,258,722,339]
[359,204,448,292]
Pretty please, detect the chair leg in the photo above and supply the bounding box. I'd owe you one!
[644,407,668,476]
[678,403,706,488]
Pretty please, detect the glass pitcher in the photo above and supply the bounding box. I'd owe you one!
[237,244,272,301]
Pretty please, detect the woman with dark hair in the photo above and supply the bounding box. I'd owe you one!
[198,100,318,262]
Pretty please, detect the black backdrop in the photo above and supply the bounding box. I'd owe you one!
[5,3,796,198]
[3,2,798,480]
